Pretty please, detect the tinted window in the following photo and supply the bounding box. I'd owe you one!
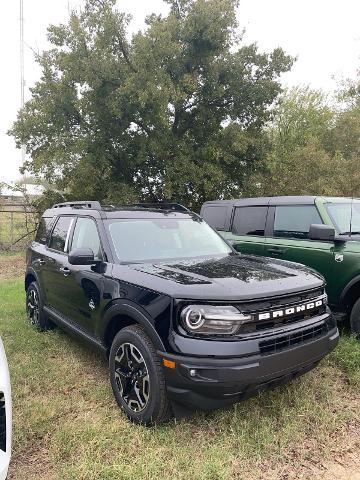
[201,206,228,230]
[71,217,103,260]
[35,217,53,245]
[274,206,322,239]
[49,216,74,252]
[232,207,267,236]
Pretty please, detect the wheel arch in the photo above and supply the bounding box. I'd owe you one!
[25,268,38,291]
[101,302,166,354]
[340,275,360,313]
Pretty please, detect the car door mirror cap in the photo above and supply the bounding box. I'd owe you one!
[309,224,337,242]
[68,248,101,265]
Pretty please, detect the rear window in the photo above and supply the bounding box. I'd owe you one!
[201,206,228,230]
[35,217,54,245]
[232,206,268,236]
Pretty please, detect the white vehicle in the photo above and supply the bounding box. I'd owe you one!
[0,338,11,480]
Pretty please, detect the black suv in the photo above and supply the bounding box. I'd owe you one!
[25,201,339,424]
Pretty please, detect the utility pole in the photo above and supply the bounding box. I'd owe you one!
[20,0,26,194]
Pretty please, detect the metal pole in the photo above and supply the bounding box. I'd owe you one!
[20,0,27,193]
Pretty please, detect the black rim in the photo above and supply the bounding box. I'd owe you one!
[114,342,150,412]
[27,289,39,325]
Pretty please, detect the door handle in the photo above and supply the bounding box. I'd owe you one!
[267,247,285,255]
[59,267,71,276]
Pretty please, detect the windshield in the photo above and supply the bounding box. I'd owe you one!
[326,202,360,234]
[106,217,232,263]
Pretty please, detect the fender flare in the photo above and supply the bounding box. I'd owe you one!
[24,267,39,291]
[340,274,360,307]
[100,300,166,351]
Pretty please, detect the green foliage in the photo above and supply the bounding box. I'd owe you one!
[9,0,293,209]
[247,80,360,198]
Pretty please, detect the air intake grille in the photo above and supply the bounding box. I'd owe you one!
[0,392,6,452]
[259,323,327,355]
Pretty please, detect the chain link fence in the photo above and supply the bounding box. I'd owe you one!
[0,200,37,251]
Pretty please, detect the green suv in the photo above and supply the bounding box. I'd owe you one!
[200,196,360,333]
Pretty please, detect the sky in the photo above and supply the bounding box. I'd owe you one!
[1,0,359,184]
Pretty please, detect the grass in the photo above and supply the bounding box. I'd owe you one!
[0,254,360,479]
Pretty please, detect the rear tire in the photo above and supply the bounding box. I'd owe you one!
[109,325,172,425]
[350,297,360,336]
[26,281,54,331]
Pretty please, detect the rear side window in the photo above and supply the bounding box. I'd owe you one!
[201,206,228,230]
[49,216,74,252]
[232,207,267,236]
[274,206,322,239]
[35,217,53,245]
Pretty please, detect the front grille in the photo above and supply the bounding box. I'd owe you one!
[259,323,327,355]
[240,304,327,333]
[237,288,327,334]
[237,288,324,314]
[0,392,6,452]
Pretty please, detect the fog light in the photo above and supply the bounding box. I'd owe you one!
[189,369,196,377]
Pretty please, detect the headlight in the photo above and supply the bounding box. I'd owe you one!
[180,305,252,336]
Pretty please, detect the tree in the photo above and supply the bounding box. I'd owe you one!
[246,81,360,198]
[246,87,336,196]
[326,76,360,196]
[10,0,293,209]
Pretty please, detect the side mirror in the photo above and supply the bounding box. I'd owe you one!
[309,224,335,242]
[227,240,237,247]
[68,248,99,265]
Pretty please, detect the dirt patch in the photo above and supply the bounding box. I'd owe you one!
[8,440,57,480]
[0,252,26,281]
[311,425,360,480]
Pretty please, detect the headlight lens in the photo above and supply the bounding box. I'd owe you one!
[180,305,252,335]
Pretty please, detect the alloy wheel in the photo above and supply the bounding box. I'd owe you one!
[27,289,39,325]
[114,342,150,412]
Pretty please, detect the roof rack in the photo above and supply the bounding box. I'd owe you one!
[129,203,190,212]
[52,201,102,210]
[51,201,191,213]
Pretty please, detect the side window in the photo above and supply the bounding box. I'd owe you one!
[49,216,74,252]
[202,206,228,230]
[35,217,54,245]
[71,217,103,260]
[274,206,322,239]
[232,207,268,236]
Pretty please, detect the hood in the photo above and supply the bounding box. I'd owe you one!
[112,254,324,301]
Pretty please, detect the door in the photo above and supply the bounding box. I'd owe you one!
[42,215,75,314]
[225,206,268,256]
[60,216,105,333]
[264,204,336,298]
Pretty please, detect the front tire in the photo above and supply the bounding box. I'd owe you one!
[26,281,54,331]
[350,297,360,335]
[109,325,172,425]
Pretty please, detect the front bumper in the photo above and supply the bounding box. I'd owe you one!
[0,339,11,480]
[160,325,339,414]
